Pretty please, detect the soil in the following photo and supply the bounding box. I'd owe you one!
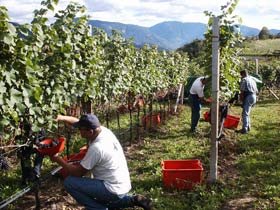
[13,175,84,210]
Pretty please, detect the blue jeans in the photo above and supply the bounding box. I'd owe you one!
[242,94,256,131]
[189,94,201,131]
[33,153,44,177]
[64,176,135,210]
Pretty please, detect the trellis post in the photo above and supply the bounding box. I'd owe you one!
[209,16,220,183]
[255,58,259,74]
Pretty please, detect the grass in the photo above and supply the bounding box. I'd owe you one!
[236,101,280,209]
[242,39,280,55]
[1,98,279,210]
[127,99,280,210]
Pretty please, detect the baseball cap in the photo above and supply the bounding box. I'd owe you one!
[73,114,101,130]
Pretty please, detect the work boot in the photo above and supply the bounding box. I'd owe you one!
[190,128,199,134]
[236,128,248,134]
[133,195,153,210]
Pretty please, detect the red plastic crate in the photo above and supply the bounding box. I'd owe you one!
[36,137,66,156]
[142,113,161,128]
[161,159,203,190]
[223,115,240,129]
[58,146,88,178]
[203,111,210,122]
[203,111,240,129]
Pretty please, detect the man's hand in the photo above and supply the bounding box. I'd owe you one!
[55,114,64,122]
[49,153,59,160]
[49,153,88,177]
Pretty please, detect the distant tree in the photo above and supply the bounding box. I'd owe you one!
[177,39,205,59]
[258,26,271,40]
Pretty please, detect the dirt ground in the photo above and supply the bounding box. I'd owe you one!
[14,175,85,210]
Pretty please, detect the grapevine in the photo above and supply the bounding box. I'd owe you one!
[0,0,190,140]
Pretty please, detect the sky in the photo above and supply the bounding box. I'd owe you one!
[1,0,279,30]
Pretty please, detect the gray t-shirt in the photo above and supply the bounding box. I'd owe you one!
[80,126,131,194]
[240,76,258,94]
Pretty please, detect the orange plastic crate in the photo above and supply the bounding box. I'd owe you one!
[161,159,203,190]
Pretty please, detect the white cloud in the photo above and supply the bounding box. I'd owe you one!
[0,0,279,29]
[1,0,86,23]
[1,0,39,23]
[236,0,280,29]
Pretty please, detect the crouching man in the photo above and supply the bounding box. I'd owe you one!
[50,114,152,210]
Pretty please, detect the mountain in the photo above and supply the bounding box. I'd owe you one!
[238,25,260,37]
[270,29,280,35]
[88,20,170,49]
[89,20,280,50]
[89,20,206,50]
[149,21,206,49]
